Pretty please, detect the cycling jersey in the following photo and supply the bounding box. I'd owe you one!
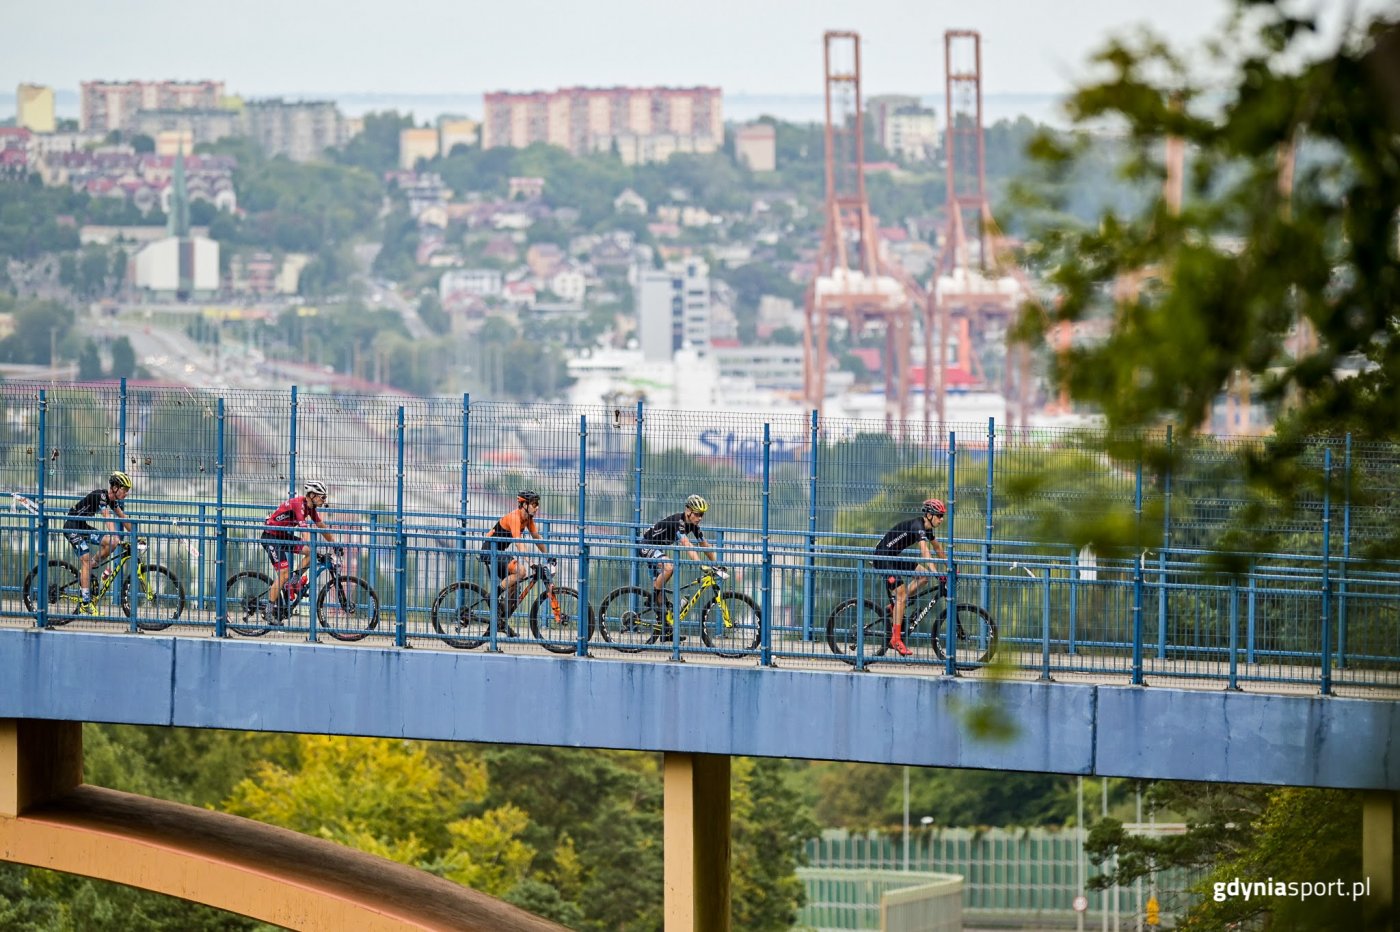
[264,495,321,540]
[874,518,935,557]
[64,489,113,531]
[639,512,705,553]
[482,509,538,552]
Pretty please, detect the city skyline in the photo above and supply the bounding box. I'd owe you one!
[3,0,1316,101]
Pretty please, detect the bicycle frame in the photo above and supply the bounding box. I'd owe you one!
[659,572,722,627]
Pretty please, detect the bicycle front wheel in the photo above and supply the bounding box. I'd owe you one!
[22,560,82,626]
[224,572,274,636]
[701,591,761,658]
[317,575,380,642]
[931,603,999,666]
[430,581,514,649]
[529,585,592,654]
[120,564,186,631]
[597,586,659,653]
[825,599,889,664]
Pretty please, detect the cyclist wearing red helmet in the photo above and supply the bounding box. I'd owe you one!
[480,490,551,617]
[873,498,948,656]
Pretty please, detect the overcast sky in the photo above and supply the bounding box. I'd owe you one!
[1,0,1382,99]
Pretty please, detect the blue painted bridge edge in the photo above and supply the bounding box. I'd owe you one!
[1,629,1396,791]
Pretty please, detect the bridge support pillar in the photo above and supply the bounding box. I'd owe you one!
[1364,790,1398,932]
[663,752,730,932]
[0,719,83,817]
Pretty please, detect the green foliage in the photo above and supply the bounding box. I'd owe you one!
[0,180,83,260]
[335,110,416,174]
[731,758,819,931]
[109,336,136,379]
[1016,2,1400,554]
[0,296,74,364]
[1088,782,1365,930]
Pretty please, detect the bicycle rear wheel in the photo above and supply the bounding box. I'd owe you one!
[21,559,81,626]
[529,585,592,654]
[701,591,761,658]
[430,581,514,649]
[931,603,999,665]
[120,564,186,631]
[317,575,381,642]
[224,571,274,636]
[825,599,889,664]
[597,586,660,653]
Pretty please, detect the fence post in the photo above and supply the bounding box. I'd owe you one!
[1246,560,1258,665]
[394,406,408,648]
[1320,448,1333,696]
[118,376,128,468]
[631,400,644,591]
[1040,569,1052,681]
[214,398,227,638]
[803,409,819,642]
[458,394,470,588]
[1338,433,1351,668]
[761,422,774,666]
[1157,424,1171,659]
[944,430,958,677]
[983,417,995,612]
[287,385,299,498]
[1068,547,1079,656]
[36,389,49,630]
[577,414,590,657]
[1131,455,1145,686]
[1227,577,1240,691]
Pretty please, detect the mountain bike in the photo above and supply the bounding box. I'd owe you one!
[430,561,590,652]
[826,573,997,666]
[225,551,380,641]
[22,539,186,631]
[597,566,761,658]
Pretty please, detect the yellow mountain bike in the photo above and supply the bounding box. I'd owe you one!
[22,539,186,631]
[597,565,761,658]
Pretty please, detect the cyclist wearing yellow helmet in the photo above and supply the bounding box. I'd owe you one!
[638,494,719,622]
[63,471,135,614]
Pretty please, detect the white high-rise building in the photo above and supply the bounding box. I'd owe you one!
[637,258,712,363]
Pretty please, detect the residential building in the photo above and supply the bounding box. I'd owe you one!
[508,176,544,200]
[154,130,194,157]
[734,122,776,172]
[865,94,920,148]
[637,257,712,363]
[884,106,939,161]
[613,188,647,215]
[440,269,504,311]
[130,108,243,147]
[438,117,478,154]
[81,80,225,133]
[399,127,440,170]
[243,99,346,162]
[17,84,55,133]
[482,86,722,162]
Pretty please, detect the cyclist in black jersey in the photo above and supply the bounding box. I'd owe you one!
[639,493,719,623]
[64,471,134,614]
[874,498,948,655]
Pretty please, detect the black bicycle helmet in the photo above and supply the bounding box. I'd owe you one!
[518,490,541,505]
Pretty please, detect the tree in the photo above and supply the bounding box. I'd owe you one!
[109,336,136,379]
[335,111,415,174]
[78,340,102,379]
[1087,782,1363,930]
[1016,2,1400,554]
[731,758,818,931]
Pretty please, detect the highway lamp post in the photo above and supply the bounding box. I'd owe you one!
[902,765,910,871]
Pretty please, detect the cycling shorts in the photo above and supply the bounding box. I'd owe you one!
[64,529,105,556]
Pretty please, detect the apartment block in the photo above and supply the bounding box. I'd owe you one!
[243,99,345,162]
[399,127,440,169]
[81,80,225,133]
[637,257,712,362]
[734,122,776,172]
[130,108,244,147]
[483,86,722,163]
[17,84,56,133]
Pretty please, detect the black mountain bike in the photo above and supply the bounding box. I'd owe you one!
[225,552,380,641]
[22,539,185,631]
[429,562,590,652]
[826,575,997,666]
